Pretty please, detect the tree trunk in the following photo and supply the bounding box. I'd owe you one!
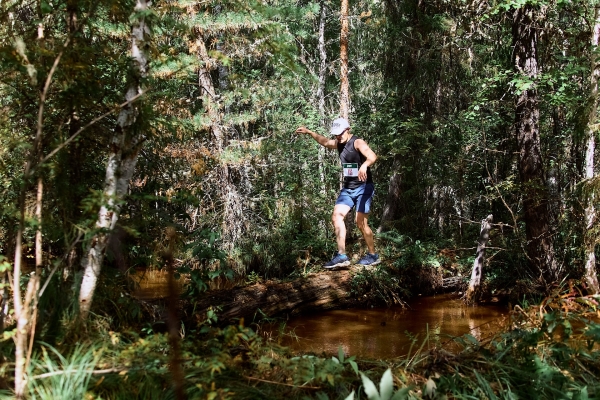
[378,155,403,233]
[317,0,327,122]
[316,0,328,196]
[164,228,185,400]
[512,5,559,284]
[465,215,493,303]
[196,35,246,251]
[583,6,600,295]
[197,36,224,152]
[79,0,150,320]
[14,27,47,394]
[338,0,358,238]
[339,0,350,119]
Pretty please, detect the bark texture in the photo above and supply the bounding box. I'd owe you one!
[184,269,364,324]
[465,215,493,303]
[196,34,247,250]
[316,0,328,194]
[14,26,49,396]
[378,155,403,233]
[513,5,559,284]
[584,6,600,295]
[317,0,327,121]
[79,0,149,319]
[339,0,349,119]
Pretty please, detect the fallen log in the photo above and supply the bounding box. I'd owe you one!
[182,266,367,325]
[442,276,464,290]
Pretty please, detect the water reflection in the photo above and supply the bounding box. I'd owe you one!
[131,270,241,300]
[263,293,508,360]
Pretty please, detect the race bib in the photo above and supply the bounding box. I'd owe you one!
[343,163,359,177]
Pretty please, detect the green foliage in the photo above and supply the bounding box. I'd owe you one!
[178,229,231,296]
[2,289,599,399]
[350,267,408,306]
[2,0,600,394]
[356,369,414,400]
[386,238,446,295]
[27,344,100,400]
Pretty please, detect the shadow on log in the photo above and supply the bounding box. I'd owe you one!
[182,267,369,325]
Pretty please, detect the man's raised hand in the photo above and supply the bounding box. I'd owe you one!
[296,126,310,135]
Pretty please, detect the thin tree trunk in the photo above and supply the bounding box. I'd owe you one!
[339,0,349,119]
[378,155,403,233]
[164,228,185,400]
[12,179,37,398]
[584,6,600,294]
[26,177,44,365]
[513,5,559,284]
[13,192,27,398]
[79,0,149,320]
[547,109,561,224]
[317,0,327,121]
[465,214,493,303]
[338,0,357,238]
[14,56,47,400]
[197,36,224,151]
[317,0,328,196]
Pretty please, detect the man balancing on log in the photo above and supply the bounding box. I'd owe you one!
[296,117,380,269]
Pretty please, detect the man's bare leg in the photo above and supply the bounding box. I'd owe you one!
[356,212,375,254]
[332,204,351,254]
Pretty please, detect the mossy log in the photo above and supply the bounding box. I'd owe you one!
[182,267,366,325]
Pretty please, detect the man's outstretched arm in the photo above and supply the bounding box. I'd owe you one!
[296,126,337,149]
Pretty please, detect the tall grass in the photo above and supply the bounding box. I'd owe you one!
[27,343,100,400]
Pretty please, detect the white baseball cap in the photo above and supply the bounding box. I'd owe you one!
[330,118,350,136]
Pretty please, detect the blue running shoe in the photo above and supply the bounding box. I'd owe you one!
[357,253,380,266]
[323,253,350,269]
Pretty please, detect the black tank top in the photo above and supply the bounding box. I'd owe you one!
[337,136,373,189]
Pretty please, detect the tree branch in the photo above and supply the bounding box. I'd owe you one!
[39,89,148,166]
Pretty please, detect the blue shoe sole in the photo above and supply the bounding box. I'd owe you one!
[323,260,350,269]
[357,258,381,266]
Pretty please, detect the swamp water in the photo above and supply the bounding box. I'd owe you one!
[132,272,509,360]
[261,293,509,360]
[131,270,236,300]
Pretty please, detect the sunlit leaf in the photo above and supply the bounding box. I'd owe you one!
[361,372,380,400]
[424,378,436,398]
[379,369,394,400]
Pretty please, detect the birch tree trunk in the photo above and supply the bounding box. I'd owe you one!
[512,5,559,284]
[14,26,47,394]
[583,6,600,295]
[13,180,43,397]
[465,215,493,303]
[78,0,150,320]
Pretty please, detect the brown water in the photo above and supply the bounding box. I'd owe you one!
[131,271,240,300]
[131,273,509,360]
[261,293,508,360]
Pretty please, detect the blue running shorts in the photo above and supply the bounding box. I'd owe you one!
[335,183,375,213]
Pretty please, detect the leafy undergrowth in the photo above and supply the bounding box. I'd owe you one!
[2,289,600,399]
